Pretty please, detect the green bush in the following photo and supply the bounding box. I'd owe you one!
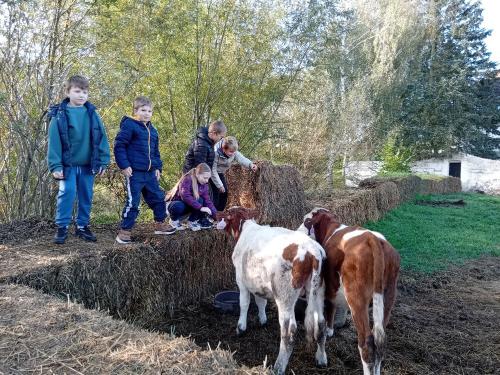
[379,134,413,174]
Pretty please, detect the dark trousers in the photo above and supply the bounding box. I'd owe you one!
[120,171,166,230]
[209,173,228,212]
[168,198,207,222]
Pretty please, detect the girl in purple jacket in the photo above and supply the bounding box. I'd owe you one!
[166,163,217,231]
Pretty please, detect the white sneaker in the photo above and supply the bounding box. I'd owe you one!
[188,220,201,231]
[170,219,186,231]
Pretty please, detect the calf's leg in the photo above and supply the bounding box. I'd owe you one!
[237,284,251,335]
[273,301,297,375]
[254,294,268,326]
[344,282,374,375]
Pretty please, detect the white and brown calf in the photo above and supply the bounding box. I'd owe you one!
[217,207,328,375]
[298,208,400,375]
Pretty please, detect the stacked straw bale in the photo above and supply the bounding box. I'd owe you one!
[359,175,461,202]
[226,160,310,229]
[0,284,268,374]
[12,228,236,326]
[312,175,461,226]
[309,188,380,226]
[419,176,462,195]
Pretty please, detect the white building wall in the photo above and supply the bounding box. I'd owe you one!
[344,161,382,187]
[412,154,500,194]
[345,153,500,194]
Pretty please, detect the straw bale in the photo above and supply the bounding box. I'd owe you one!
[419,176,461,195]
[308,188,379,225]
[373,181,400,213]
[0,284,268,374]
[11,227,236,326]
[360,174,461,203]
[226,161,310,229]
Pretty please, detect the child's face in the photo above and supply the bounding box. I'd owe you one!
[223,145,236,157]
[67,86,88,106]
[196,172,211,185]
[134,105,153,123]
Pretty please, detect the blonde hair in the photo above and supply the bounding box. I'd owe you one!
[223,136,239,152]
[208,120,227,135]
[167,163,211,200]
[133,96,152,113]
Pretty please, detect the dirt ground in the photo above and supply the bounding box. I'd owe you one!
[1,222,499,374]
[154,257,500,375]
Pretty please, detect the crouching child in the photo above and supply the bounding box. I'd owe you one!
[166,163,217,231]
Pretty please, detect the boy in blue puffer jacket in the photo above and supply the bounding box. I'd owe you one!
[47,75,110,244]
[114,96,175,244]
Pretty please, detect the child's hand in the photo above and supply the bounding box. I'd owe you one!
[200,207,212,216]
[97,167,106,176]
[218,186,226,193]
[250,163,258,172]
[122,167,133,178]
[52,171,64,180]
[155,170,161,181]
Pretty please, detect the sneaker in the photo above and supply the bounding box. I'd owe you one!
[188,220,201,231]
[116,229,132,244]
[170,219,186,231]
[154,221,176,235]
[199,217,213,229]
[75,226,97,242]
[53,226,68,244]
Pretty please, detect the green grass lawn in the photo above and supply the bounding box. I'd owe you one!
[365,193,500,273]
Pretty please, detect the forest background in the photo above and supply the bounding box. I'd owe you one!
[0,0,498,222]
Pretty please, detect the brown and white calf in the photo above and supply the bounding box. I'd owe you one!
[217,207,328,375]
[298,208,400,375]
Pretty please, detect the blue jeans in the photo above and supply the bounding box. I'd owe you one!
[55,165,95,228]
[121,170,167,230]
[168,198,206,222]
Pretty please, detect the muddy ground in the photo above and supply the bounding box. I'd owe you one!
[1,222,499,374]
[154,257,499,374]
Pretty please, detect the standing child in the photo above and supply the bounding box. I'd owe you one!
[114,96,175,244]
[182,120,227,173]
[166,163,217,231]
[211,136,258,211]
[47,75,110,244]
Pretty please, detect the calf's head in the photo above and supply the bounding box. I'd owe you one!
[216,207,259,240]
[300,208,340,245]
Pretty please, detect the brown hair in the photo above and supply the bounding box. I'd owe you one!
[167,163,211,201]
[65,75,89,92]
[133,96,153,113]
[208,120,227,135]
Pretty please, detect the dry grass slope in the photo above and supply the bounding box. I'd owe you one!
[0,284,269,374]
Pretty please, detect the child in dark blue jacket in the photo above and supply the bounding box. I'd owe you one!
[114,96,175,243]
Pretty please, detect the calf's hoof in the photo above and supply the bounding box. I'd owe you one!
[272,365,285,375]
[315,350,328,368]
[326,327,334,338]
[236,326,247,336]
[315,359,328,368]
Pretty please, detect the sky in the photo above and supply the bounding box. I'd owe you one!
[481,0,500,65]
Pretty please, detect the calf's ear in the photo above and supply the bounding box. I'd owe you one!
[216,219,227,230]
[216,212,231,221]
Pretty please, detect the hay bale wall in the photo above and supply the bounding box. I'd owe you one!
[226,161,310,229]
[11,229,236,326]
[314,175,461,226]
